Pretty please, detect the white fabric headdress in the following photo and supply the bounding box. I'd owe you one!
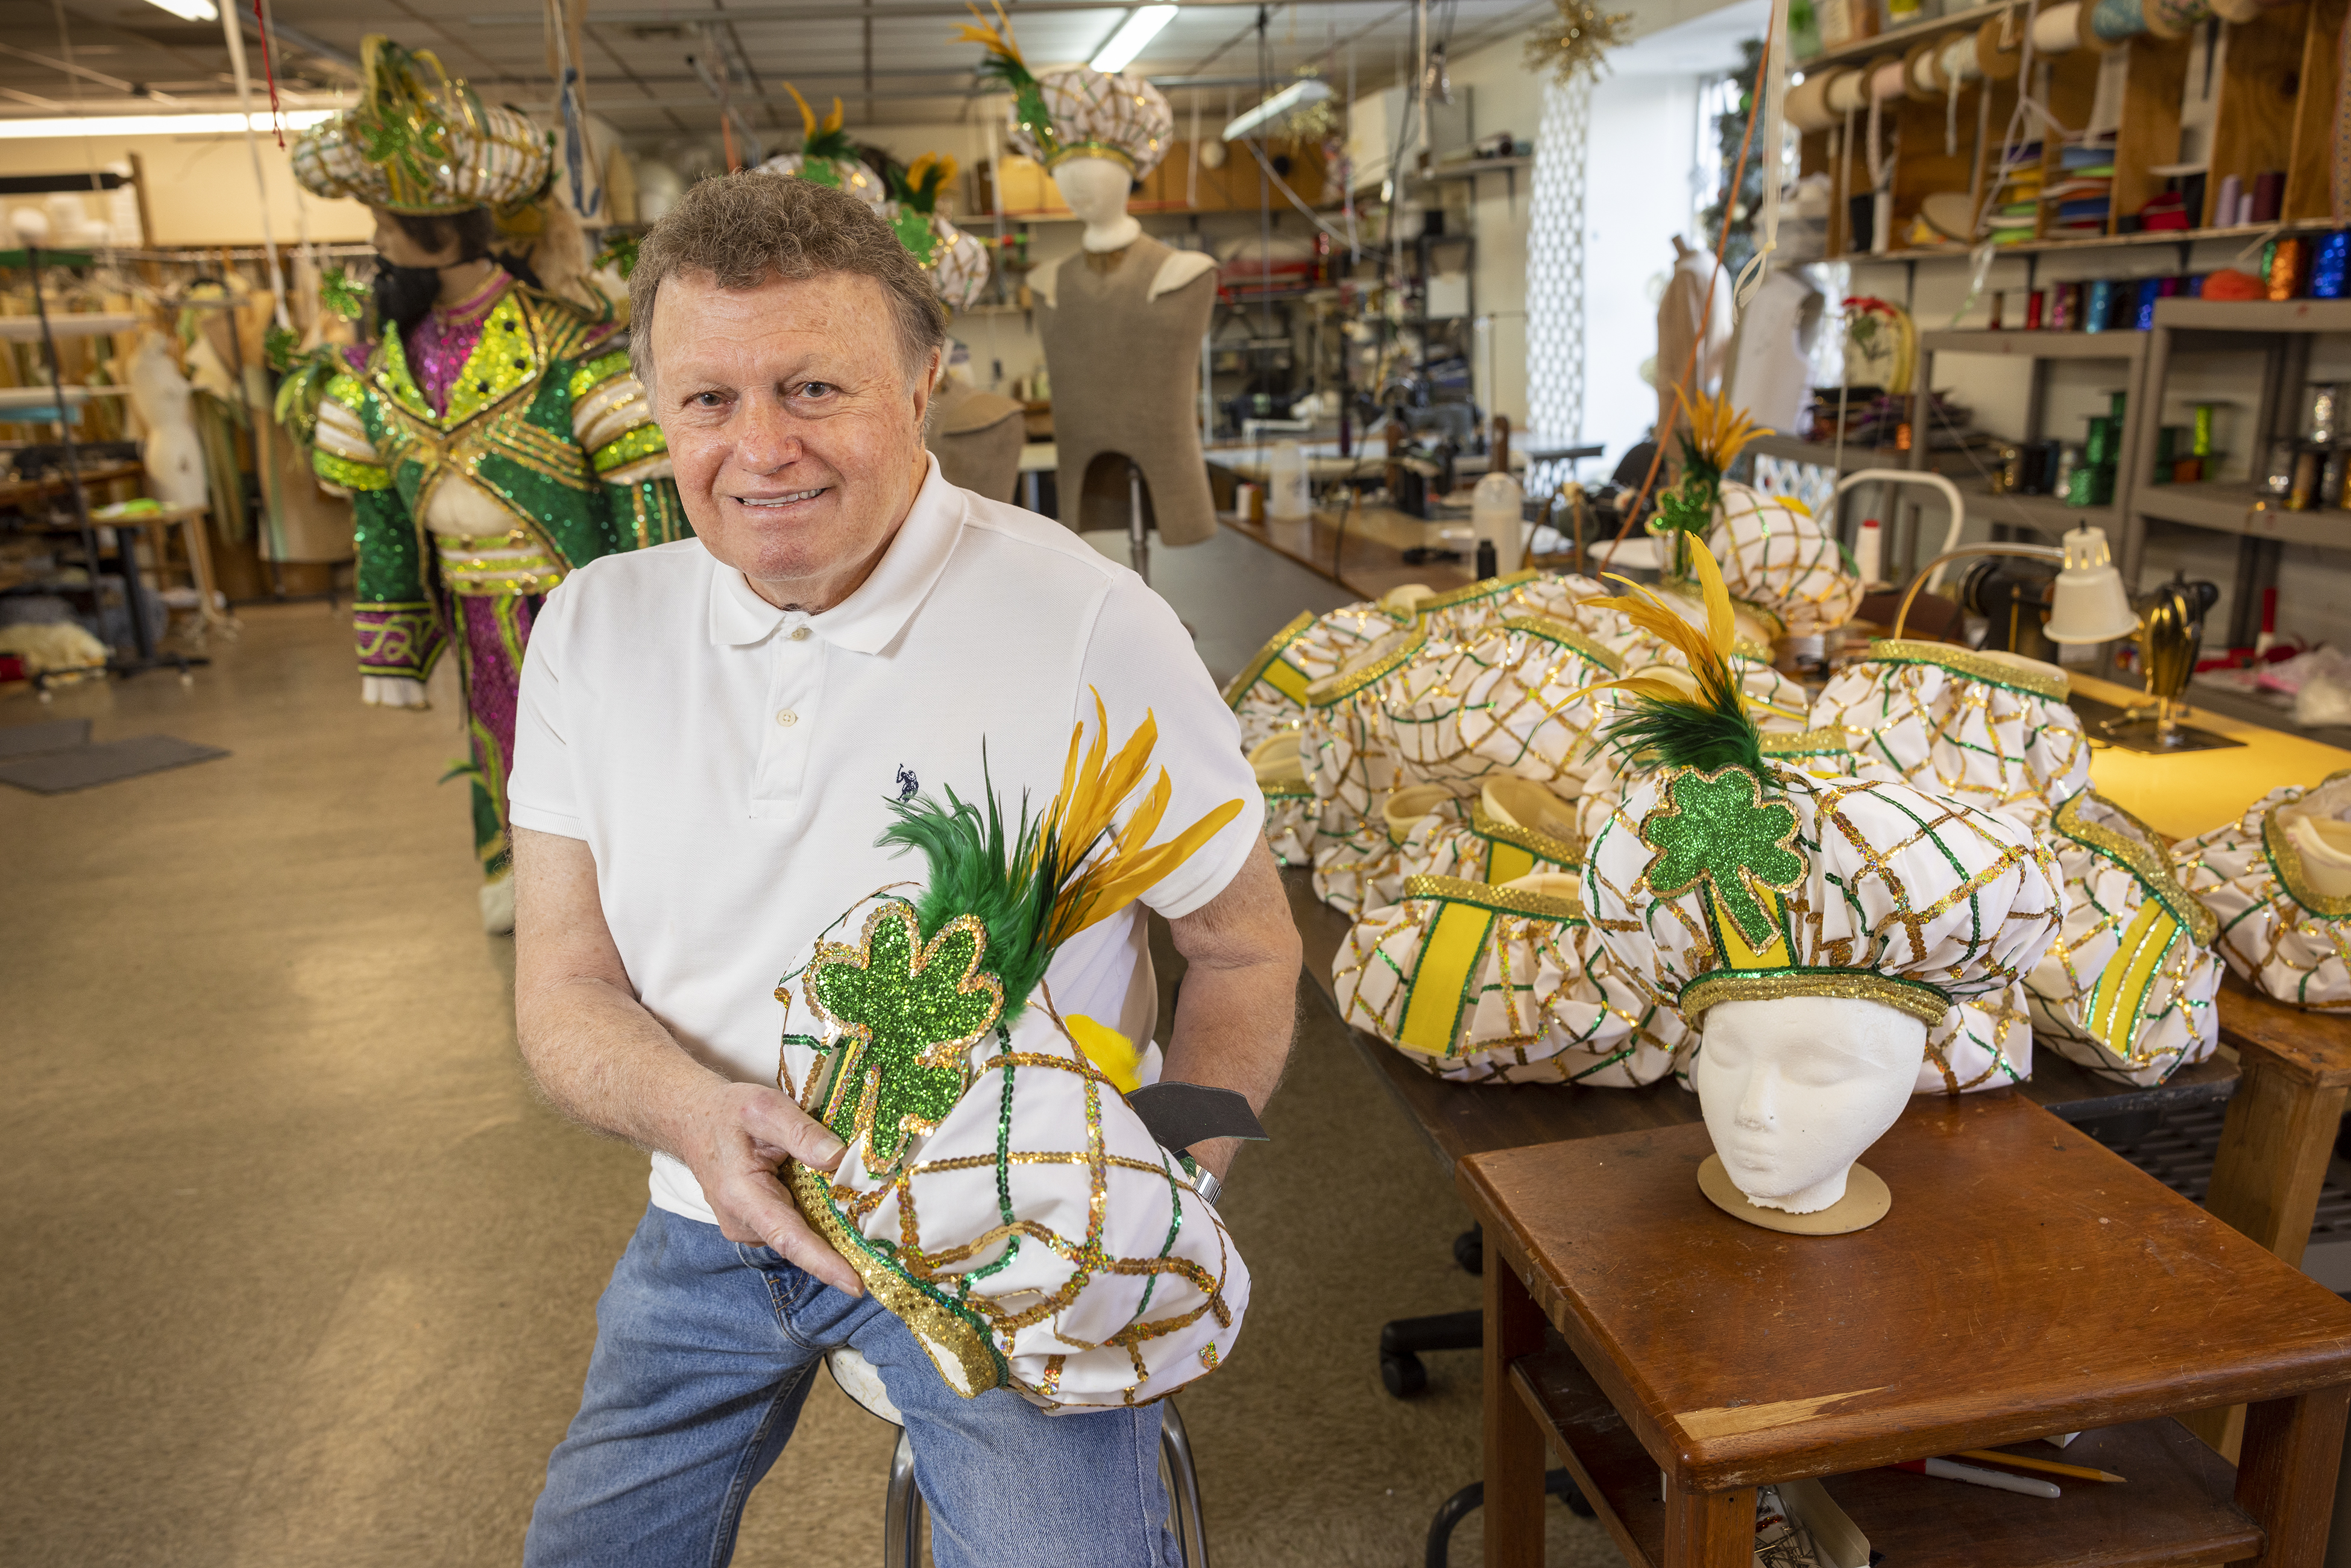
[2178,770,2351,1012]
[1706,482,1863,636]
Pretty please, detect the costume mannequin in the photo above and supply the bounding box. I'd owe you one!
[289,37,686,932]
[125,332,207,512]
[1696,997,1922,1212]
[963,13,1218,544]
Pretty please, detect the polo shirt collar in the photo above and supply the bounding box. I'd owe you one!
[705,456,965,652]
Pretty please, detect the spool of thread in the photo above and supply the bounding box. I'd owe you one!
[1789,72,1839,130]
[2216,174,2242,227]
[2143,0,2215,39]
[2031,2,2083,52]
[1826,65,1874,113]
[1939,33,1986,84]
[1976,15,2025,80]
[1905,39,1944,100]
[2085,279,2115,333]
[2253,169,2286,224]
[1870,59,1908,100]
[2088,0,2147,48]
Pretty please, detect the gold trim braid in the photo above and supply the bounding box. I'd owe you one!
[1306,626,1430,707]
[1498,615,1623,675]
[1861,638,2071,701]
[1221,609,1317,707]
[2262,787,2351,919]
[2055,791,2221,944]
[1468,804,1580,870]
[788,1161,1007,1397]
[1403,873,1587,923]
[1761,725,1855,758]
[1681,968,1952,1025]
[1416,568,1540,614]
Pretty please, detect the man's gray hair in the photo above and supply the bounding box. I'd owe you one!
[626,170,947,391]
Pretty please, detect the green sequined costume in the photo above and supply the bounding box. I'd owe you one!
[311,274,690,878]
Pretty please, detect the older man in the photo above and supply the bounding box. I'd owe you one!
[508,172,1298,1566]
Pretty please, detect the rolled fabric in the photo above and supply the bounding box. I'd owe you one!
[2027,792,2223,1083]
[1870,59,1909,100]
[2177,772,2351,1010]
[1940,32,1985,83]
[2143,0,2215,39]
[1905,39,1945,101]
[1826,65,1874,113]
[1975,15,2025,80]
[2031,1,2083,52]
[1809,641,2092,833]
[1789,72,1840,131]
[2088,0,2147,48]
[1333,872,1689,1086]
[1250,732,1316,870]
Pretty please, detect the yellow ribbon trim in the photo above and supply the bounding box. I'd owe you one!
[2085,898,2179,1060]
[1221,610,1315,708]
[1396,900,1495,1055]
[1711,885,1790,969]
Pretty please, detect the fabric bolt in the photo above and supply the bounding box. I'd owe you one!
[1582,760,2065,1030]
[1810,641,2091,832]
[2027,791,2222,1083]
[1707,482,1863,636]
[1334,874,1689,1086]
[2178,771,2351,1010]
[310,271,687,880]
[523,1204,1178,1568]
[1038,236,1218,545]
[508,459,1264,1227]
[779,893,1247,1410]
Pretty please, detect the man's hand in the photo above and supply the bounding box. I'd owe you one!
[513,827,866,1294]
[676,1079,863,1294]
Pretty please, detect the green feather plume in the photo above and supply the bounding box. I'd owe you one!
[878,753,1061,1022]
[1578,539,1767,777]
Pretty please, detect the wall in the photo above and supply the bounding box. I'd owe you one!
[0,132,369,248]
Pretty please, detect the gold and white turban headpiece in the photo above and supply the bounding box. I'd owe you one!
[758,85,889,210]
[2026,792,2222,1083]
[1223,591,1424,754]
[1706,482,1864,637]
[2178,770,2351,1012]
[291,37,552,215]
[1335,872,1689,1086]
[961,4,1173,178]
[1810,642,2092,833]
[1298,625,1440,913]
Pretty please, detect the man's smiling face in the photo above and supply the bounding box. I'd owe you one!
[647,266,935,604]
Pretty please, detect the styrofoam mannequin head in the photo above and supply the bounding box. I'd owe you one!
[1053,154,1142,253]
[1696,995,1924,1213]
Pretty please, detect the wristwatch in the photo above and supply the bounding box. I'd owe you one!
[1177,1152,1224,1207]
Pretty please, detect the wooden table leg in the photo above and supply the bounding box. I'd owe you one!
[2235,1382,2351,1568]
[1663,1481,1755,1568]
[1484,1244,1547,1568]
[2190,1051,2349,1459]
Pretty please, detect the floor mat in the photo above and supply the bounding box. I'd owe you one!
[0,718,92,758]
[0,733,227,793]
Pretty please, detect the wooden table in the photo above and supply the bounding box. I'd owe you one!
[1465,1092,2351,1568]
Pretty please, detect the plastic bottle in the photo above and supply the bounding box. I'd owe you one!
[1470,471,1525,575]
[1267,440,1312,519]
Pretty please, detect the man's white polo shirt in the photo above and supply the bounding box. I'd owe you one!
[508,459,1265,1225]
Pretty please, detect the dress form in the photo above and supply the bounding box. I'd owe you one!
[1034,155,1219,546]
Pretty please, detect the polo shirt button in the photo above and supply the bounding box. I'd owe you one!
[775,709,799,727]
[790,626,810,641]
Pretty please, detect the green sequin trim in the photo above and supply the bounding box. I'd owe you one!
[1862,638,2071,702]
[567,349,632,400]
[1638,766,1805,950]
[1403,874,1587,924]
[323,369,370,413]
[2054,791,2219,945]
[314,449,392,491]
[591,422,670,474]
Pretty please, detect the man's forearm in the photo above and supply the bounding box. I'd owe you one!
[1161,841,1303,1179]
[518,974,729,1160]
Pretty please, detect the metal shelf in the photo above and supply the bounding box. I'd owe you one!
[2153,298,2351,335]
[2136,482,2351,545]
[1917,329,2151,360]
[1746,433,1907,473]
[1795,0,2009,70]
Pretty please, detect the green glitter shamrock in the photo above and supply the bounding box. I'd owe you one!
[889,206,938,266]
[1640,766,1804,949]
[805,903,1005,1171]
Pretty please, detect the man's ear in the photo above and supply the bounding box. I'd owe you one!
[911,346,942,426]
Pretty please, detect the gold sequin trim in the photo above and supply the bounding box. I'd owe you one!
[1416,568,1540,615]
[1761,726,1855,758]
[1681,968,1951,1025]
[1221,609,1317,707]
[591,423,669,475]
[1498,615,1623,675]
[1468,804,1579,869]
[313,450,392,492]
[2262,777,2351,918]
[2055,791,2220,945]
[788,1162,1005,1396]
[1403,874,1587,923]
[567,348,632,400]
[1862,638,2071,701]
[1306,626,1429,707]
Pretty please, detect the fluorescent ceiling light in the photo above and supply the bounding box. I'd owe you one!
[0,110,335,139]
[1091,5,1178,74]
[139,0,218,19]
[1221,77,1329,142]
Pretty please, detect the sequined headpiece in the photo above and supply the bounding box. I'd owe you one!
[883,152,990,309]
[291,36,552,215]
[2178,770,2351,1013]
[756,86,888,211]
[1579,540,2063,1027]
[957,2,1173,178]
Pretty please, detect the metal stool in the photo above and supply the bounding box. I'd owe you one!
[825,1346,1210,1567]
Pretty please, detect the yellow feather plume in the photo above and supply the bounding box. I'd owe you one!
[1572,536,1741,714]
[1675,387,1764,474]
[954,0,1028,65]
[823,96,845,135]
[785,81,817,139]
[1036,693,1244,946]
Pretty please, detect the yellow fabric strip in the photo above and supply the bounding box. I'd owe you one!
[1262,659,1313,705]
[2086,899,2179,1056]
[1396,901,1496,1055]
[1711,886,1789,969]
[1485,840,1536,885]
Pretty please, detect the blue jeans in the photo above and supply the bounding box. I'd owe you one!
[524,1204,1178,1568]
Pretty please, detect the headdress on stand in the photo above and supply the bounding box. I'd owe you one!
[2028,790,2221,1083]
[1578,542,2063,1050]
[781,697,1247,1408]
[1808,641,2091,833]
[884,153,990,310]
[291,37,552,214]
[958,2,1174,179]
[2177,772,2351,1012]
[758,86,888,210]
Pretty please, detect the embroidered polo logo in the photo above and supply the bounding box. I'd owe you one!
[895,765,919,801]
